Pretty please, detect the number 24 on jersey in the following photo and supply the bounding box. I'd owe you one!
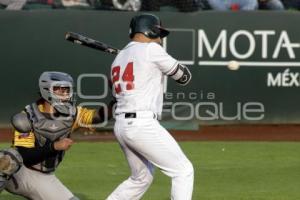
[112,62,134,94]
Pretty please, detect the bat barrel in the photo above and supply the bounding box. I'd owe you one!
[65,31,120,55]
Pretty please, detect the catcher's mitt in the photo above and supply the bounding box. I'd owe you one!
[0,155,11,172]
[0,148,23,176]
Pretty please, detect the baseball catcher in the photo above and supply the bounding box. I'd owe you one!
[0,71,114,200]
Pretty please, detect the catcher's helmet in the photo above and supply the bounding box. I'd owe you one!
[39,71,75,115]
[129,13,170,39]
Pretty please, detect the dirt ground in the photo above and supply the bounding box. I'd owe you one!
[1,124,300,142]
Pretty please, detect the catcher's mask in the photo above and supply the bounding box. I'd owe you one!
[39,71,76,116]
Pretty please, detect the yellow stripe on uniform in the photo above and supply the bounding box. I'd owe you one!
[13,130,35,148]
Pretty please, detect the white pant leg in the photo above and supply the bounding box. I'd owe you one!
[106,120,155,200]
[5,165,75,200]
[110,118,194,200]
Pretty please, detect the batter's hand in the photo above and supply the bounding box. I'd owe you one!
[54,138,74,151]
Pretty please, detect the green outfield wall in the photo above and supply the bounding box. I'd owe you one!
[0,10,300,129]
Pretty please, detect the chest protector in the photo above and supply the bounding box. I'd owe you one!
[24,103,76,173]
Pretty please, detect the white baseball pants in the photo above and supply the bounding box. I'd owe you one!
[5,165,76,200]
[106,112,194,200]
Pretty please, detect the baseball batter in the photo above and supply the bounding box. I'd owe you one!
[107,14,194,200]
[0,71,113,200]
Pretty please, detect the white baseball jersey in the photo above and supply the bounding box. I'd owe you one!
[107,41,194,200]
[111,41,178,116]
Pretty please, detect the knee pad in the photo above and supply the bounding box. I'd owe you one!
[0,148,23,193]
[0,148,23,176]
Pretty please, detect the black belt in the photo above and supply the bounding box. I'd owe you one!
[124,112,157,119]
[125,113,137,118]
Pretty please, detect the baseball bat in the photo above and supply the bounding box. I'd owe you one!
[65,32,120,55]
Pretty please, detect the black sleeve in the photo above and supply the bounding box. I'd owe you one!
[16,142,60,167]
